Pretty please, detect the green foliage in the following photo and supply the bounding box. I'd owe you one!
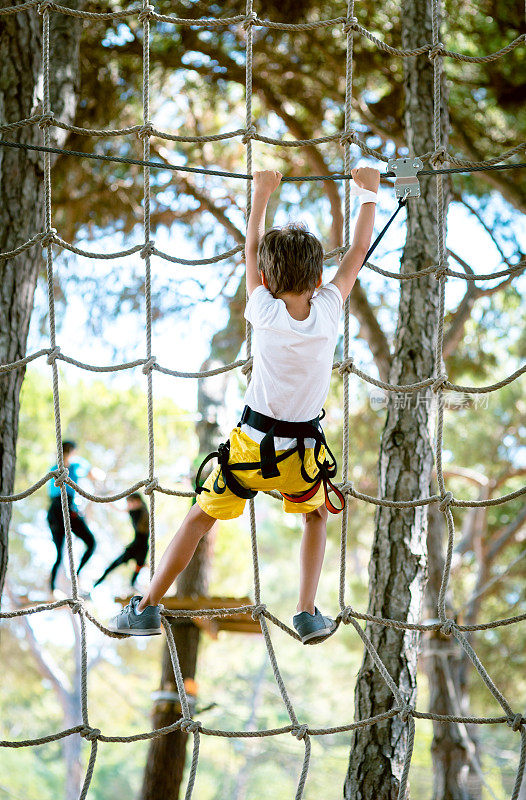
[40,0,525,346]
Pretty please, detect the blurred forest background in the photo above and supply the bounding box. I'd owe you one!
[0,0,524,798]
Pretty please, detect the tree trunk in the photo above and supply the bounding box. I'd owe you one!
[0,1,83,600]
[344,0,449,796]
[139,612,204,800]
[141,279,247,798]
[425,494,470,800]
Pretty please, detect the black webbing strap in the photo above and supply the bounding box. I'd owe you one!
[195,440,299,500]
[240,406,325,480]
[361,197,407,266]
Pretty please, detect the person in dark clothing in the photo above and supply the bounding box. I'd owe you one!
[47,440,97,592]
[93,493,149,588]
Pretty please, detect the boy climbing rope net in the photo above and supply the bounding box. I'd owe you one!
[109,166,380,643]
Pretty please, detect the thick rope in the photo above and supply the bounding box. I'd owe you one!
[0,137,525,181]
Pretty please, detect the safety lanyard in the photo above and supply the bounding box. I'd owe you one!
[361,197,407,266]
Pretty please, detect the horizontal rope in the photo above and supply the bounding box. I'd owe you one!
[2,595,524,640]
[1,139,525,182]
[0,348,523,397]
[1,708,520,749]
[1,116,524,174]
[3,228,524,283]
[0,0,523,65]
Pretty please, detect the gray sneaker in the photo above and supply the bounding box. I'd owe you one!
[293,607,336,645]
[107,595,162,636]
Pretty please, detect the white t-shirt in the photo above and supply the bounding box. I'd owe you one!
[242,283,343,450]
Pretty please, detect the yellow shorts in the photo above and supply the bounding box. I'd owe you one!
[196,427,326,520]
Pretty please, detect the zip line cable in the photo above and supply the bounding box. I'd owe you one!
[0,137,525,181]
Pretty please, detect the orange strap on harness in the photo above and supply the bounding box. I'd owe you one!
[281,473,345,515]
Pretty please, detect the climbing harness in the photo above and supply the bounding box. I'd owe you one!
[195,406,345,514]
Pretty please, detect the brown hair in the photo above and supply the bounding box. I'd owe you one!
[257,223,323,296]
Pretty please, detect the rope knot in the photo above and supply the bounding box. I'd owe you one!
[41,228,58,248]
[251,603,266,621]
[143,478,159,495]
[142,356,157,374]
[431,373,448,392]
[342,481,355,498]
[434,262,448,280]
[291,724,309,740]
[180,718,202,734]
[243,10,257,28]
[338,357,354,375]
[439,618,455,635]
[341,606,355,624]
[140,240,155,259]
[507,713,523,732]
[137,122,154,141]
[53,467,69,487]
[46,345,61,364]
[340,130,357,147]
[241,357,253,376]
[242,125,256,143]
[400,704,414,723]
[38,112,55,129]
[37,0,54,13]
[438,491,453,512]
[69,599,84,615]
[343,16,359,34]
[428,42,445,60]
[429,146,448,168]
[81,726,101,742]
[138,3,154,22]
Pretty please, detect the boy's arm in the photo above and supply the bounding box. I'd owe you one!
[245,170,282,296]
[331,167,380,302]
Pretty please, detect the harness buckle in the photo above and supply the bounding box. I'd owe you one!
[387,156,423,199]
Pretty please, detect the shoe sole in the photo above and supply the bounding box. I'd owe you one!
[300,624,336,644]
[107,623,162,636]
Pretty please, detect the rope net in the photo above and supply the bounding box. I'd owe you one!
[0,2,525,799]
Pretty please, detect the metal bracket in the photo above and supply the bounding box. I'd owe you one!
[387,156,423,199]
[151,690,196,712]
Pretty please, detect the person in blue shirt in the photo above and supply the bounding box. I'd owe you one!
[47,440,97,591]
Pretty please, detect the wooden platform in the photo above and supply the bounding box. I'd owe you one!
[115,595,262,638]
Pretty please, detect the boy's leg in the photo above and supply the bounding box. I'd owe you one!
[297,504,328,614]
[138,502,216,611]
[293,503,336,644]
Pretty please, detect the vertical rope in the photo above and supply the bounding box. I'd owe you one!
[338,0,355,612]
[139,4,198,794]
[242,6,311,796]
[243,0,261,606]
[429,0,454,628]
[140,0,157,578]
[511,728,526,800]
[40,6,80,603]
[39,4,97,790]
